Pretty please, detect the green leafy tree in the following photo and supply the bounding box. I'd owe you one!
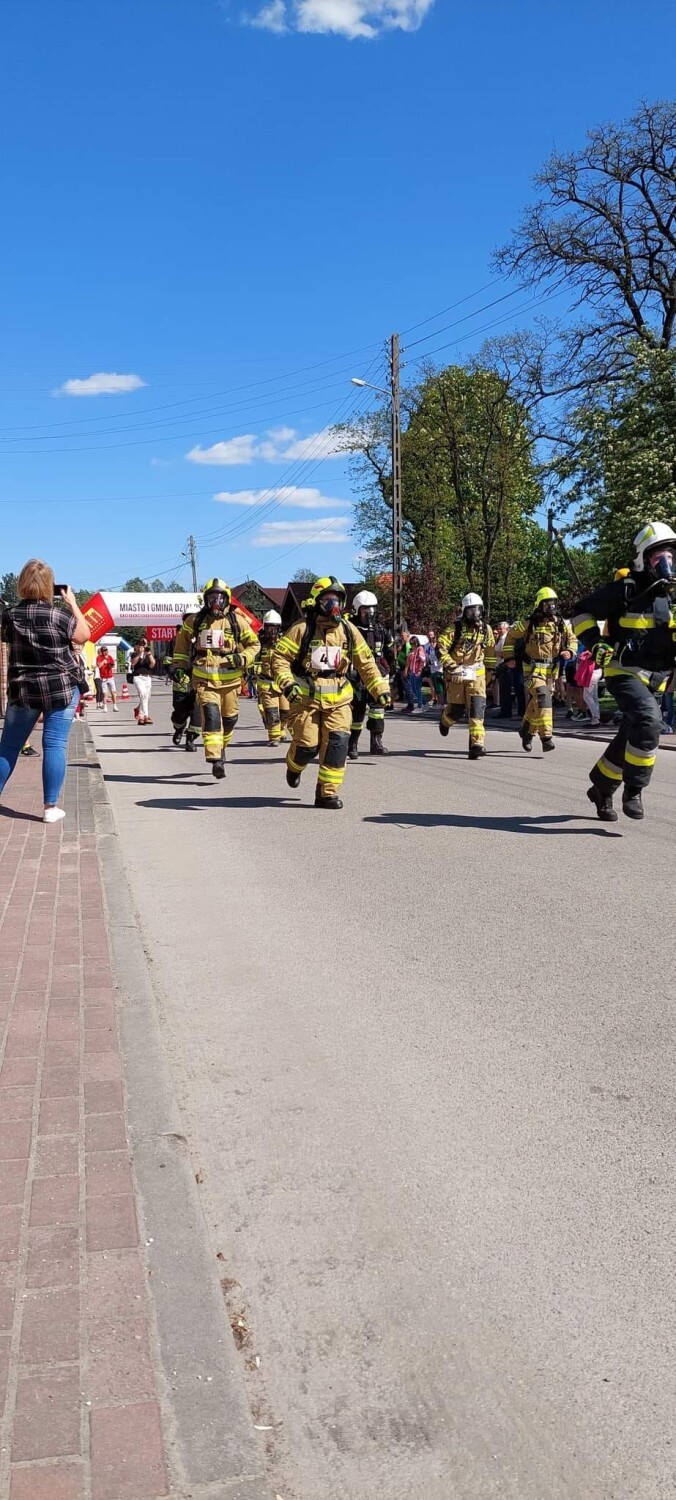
[338,362,543,618]
[560,344,676,572]
[292,567,316,583]
[0,572,19,604]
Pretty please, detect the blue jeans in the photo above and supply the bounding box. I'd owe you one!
[0,691,79,806]
[663,691,674,728]
[407,673,423,709]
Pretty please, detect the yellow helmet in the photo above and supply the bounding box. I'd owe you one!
[202,578,231,609]
[307,575,346,606]
[534,586,558,608]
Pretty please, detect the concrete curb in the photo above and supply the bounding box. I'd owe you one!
[83,725,271,1500]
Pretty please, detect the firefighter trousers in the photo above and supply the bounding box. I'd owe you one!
[351,682,385,740]
[171,688,200,742]
[258,686,290,744]
[523,670,554,741]
[590,674,663,795]
[196,684,239,762]
[286,699,352,801]
[441,674,486,746]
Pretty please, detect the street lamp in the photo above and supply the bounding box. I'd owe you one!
[350,334,403,634]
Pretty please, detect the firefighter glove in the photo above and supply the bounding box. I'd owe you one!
[286,682,303,702]
[592,643,613,668]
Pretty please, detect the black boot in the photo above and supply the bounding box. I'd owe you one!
[286,767,301,789]
[520,727,533,752]
[211,759,226,780]
[439,716,450,738]
[622,786,644,820]
[542,737,556,752]
[369,734,388,755]
[347,731,360,761]
[468,743,486,760]
[172,727,183,745]
[184,737,197,752]
[314,791,343,809]
[587,786,618,822]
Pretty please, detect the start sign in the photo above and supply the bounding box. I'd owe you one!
[80,591,261,643]
[146,626,176,642]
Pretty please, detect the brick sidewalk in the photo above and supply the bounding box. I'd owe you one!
[0,723,169,1500]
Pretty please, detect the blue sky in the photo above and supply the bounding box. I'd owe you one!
[1,0,674,595]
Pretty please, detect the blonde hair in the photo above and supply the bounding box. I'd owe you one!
[18,559,55,603]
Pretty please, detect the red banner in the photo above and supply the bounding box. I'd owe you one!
[81,592,114,644]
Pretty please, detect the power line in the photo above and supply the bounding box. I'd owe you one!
[193,359,385,553]
[112,358,384,590]
[399,279,504,336]
[0,361,386,443]
[0,341,389,434]
[0,394,363,456]
[403,287,527,351]
[406,286,568,366]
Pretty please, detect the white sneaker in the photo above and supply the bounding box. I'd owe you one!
[103,706,108,713]
[44,807,66,824]
[113,705,118,712]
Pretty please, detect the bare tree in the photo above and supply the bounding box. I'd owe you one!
[496,100,676,369]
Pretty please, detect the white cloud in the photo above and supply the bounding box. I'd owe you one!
[251,0,287,28]
[246,0,435,38]
[53,372,146,397]
[150,457,174,468]
[277,430,344,460]
[214,485,351,509]
[186,427,343,466]
[186,436,258,465]
[252,516,351,547]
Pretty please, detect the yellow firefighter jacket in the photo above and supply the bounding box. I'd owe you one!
[173,607,259,689]
[438,622,497,677]
[272,617,388,709]
[254,638,279,692]
[503,616,577,677]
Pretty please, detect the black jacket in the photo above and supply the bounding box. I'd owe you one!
[572,574,676,674]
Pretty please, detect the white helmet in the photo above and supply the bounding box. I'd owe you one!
[462,592,483,610]
[352,590,378,612]
[633,522,676,572]
[262,610,282,626]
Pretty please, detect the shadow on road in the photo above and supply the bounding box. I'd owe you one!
[101,772,207,784]
[0,806,43,823]
[135,795,304,811]
[383,748,520,759]
[363,811,621,837]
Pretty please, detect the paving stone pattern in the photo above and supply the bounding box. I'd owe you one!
[0,724,170,1500]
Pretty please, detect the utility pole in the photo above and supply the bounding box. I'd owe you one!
[187,535,198,592]
[390,333,403,636]
[547,507,555,587]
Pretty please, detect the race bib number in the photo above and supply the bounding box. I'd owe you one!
[198,628,226,650]
[450,665,478,682]
[311,644,342,673]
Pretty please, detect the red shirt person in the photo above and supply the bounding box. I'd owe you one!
[96,647,118,710]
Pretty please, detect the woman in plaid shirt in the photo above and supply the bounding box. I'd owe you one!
[0,560,91,824]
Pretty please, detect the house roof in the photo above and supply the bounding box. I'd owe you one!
[282,580,363,620]
[232,581,287,609]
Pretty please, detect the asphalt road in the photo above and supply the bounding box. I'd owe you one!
[90,690,676,1500]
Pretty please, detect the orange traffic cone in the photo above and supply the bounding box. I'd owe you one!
[121,681,130,701]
